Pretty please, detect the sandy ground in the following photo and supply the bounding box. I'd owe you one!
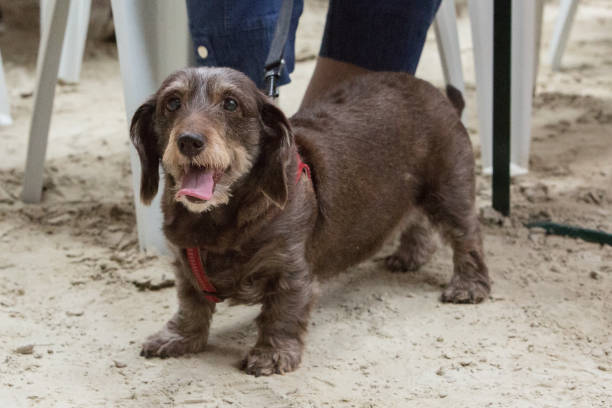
[1,1,611,407]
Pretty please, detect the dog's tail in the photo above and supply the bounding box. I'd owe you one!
[445,85,465,117]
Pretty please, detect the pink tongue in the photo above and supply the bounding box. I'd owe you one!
[177,168,215,201]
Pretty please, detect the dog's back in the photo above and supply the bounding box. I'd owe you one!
[291,72,475,275]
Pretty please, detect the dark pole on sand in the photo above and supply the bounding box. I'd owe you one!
[492,0,512,216]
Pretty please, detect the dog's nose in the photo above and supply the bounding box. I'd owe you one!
[177,133,205,157]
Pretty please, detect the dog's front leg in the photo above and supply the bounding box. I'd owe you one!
[241,270,315,376]
[141,270,215,358]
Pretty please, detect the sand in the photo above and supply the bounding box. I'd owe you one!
[1,1,611,407]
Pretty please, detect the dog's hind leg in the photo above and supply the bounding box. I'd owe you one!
[439,216,490,304]
[424,178,490,304]
[385,213,437,272]
[140,266,215,358]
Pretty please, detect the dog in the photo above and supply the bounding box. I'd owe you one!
[130,67,490,376]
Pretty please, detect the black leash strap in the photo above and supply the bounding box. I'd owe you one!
[264,0,294,98]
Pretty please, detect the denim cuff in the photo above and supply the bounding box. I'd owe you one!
[320,0,441,74]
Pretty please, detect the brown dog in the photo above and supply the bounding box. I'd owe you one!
[130,67,489,376]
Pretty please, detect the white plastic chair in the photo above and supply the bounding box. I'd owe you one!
[22,0,90,205]
[22,0,71,206]
[0,0,96,127]
[472,0,540,176]
[435,0,542,176]
[110,0,193,253]
[549,0,579,71]
[22,0,192,254]
[0,49,12,126]
[40,0,91,84]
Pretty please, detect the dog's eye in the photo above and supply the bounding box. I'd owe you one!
[166,97,181,112]
[223,98,238,112]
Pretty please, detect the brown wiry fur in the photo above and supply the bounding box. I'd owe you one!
[130,67,490,376]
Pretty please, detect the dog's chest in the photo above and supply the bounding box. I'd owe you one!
[201,249,269,304]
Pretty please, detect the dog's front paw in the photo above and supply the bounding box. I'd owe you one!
[240,345,302,376]
[441,276,490,304]
[140,327,207,359]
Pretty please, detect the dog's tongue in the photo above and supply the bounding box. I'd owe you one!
[177,168,215,201]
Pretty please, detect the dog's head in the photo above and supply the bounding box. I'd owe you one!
[130,67,293,213]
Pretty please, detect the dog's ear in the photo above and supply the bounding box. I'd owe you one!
[130,97,160,205]
[258,101,292,209]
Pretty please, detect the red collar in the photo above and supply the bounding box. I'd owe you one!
[185,152,311,303]
[185,248,221,303]
[295,152,311,183]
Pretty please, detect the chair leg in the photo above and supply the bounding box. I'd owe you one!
[0,50,12,126]
[510,0,536,174]
[40,0,91,84]
[469,0,536,175]
[110,0,191,254]
[59,0,91,83]
[22,0,71,203]
[533,0,545,91]
[549,0,579,71]
[434,0,465,95]
[468,0,493,173]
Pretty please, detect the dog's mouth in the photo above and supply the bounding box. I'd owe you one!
[175,164,224,202]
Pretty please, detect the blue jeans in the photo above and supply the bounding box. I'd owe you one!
[186,0,442,89]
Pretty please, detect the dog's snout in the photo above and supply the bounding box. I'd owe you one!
[177,133,205,157]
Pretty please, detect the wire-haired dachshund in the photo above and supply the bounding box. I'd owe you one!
[130,67,489,376]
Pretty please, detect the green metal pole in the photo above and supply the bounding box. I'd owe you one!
[526,221,612,246]
[492,0,512,216]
